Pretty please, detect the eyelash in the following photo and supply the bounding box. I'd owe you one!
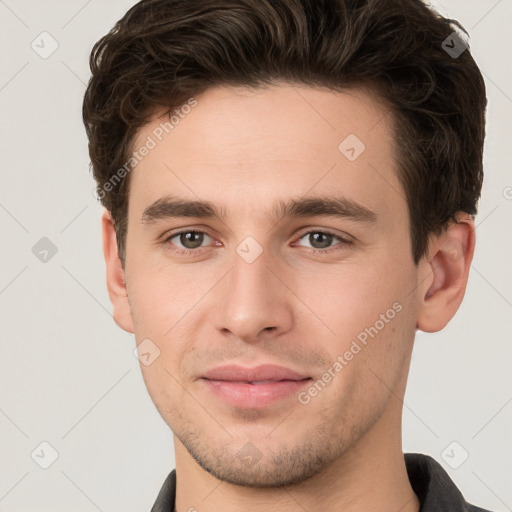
[163,229,353,257]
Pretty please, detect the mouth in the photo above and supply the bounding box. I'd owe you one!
[243,380,297,385]
[200,364,313,409]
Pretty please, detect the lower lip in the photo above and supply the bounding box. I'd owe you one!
[201,378,312,408]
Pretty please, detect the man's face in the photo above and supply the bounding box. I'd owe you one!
[121,84,421,486]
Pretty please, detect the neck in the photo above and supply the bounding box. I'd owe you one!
[173,397,419,512]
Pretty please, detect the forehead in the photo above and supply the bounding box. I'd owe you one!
[128,83,405,225]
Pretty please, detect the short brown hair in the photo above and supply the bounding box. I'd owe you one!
[82,0,487,267]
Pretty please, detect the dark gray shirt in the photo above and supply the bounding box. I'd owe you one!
[151,453,493,511]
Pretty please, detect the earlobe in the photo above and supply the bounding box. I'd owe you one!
[101,208,134,334]
[416,214,475,333]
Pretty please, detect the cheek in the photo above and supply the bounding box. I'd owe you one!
[127,261,209,334]
[293,262,405,338]
[294,260,416,384]
[127,266,200,400]
[138,362,184,428]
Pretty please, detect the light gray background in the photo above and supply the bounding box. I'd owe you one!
[0,0,510,510]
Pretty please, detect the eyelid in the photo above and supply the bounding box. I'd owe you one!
[165,229,218,248]
[293,224,354,241]
[161,225,216,241]
[292,229,353,249]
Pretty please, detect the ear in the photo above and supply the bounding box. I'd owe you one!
[416,213,476,333]
[101,208,134,333]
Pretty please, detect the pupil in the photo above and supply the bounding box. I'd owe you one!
[310,232,332,249]
[181,231,203,249]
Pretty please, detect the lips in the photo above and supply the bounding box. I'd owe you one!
[201,364,310,383]
[200,364,312,408]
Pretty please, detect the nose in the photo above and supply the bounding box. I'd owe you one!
[213,247,294,343]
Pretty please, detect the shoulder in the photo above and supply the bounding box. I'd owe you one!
[150,469,176,512]
[404,453,495,512]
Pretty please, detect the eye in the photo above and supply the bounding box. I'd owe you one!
[165,230,215,253]
[294,230,352,252]
[162,228,352,257]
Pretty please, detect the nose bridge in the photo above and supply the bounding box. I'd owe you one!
[230,245,272,303]
[213,240,293,341]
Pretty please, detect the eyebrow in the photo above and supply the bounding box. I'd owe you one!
[140,194,377,225]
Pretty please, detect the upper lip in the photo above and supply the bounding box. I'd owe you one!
[201,364,310,382]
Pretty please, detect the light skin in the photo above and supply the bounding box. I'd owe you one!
[101,84,475,512]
